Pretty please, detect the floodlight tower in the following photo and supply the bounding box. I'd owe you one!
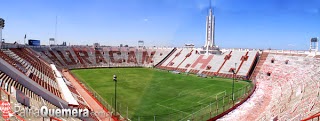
[232,63,237,105]
[0,18,5,49]
[113,74,117,116]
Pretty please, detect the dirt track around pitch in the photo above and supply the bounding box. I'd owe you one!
[63,71,115,121]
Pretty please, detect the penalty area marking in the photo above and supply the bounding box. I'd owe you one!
[157,84,216,105]
[156,103,190,115]
[179,102,213,121]
[178,84,216,96]
[196,90,227,104]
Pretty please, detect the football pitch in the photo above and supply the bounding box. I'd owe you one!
[71,68,251,121]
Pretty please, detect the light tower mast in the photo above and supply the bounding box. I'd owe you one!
[0,18,5,49]
[204,0,215,54]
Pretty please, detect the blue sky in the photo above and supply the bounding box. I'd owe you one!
[0,0,319,50]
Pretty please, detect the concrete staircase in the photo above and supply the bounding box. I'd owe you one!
[250,52,269,80]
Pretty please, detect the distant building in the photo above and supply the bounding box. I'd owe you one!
[62,42,67,46]
[185,43,195,48]
[94,43,100,48]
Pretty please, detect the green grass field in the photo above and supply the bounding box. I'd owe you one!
[71,68,251,121]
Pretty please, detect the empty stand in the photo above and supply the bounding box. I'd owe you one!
[219,52,320,121]
[1,48,62,99]
[36,46,173,69]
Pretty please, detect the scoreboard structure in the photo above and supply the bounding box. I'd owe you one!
[28,39,41,46]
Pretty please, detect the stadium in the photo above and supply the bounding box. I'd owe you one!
[0,1,320,121]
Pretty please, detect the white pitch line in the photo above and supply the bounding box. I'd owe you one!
[197,90,226,103]
[158,84,216,104]
[196,95,216,104]
[197,102,205,105]
[179,103,212,121]
[179,84,216,96]
[196,91,225,104]
[156,103,190,115]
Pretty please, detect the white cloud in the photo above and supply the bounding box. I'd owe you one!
[288,44,296,47]
[143,18,149,22]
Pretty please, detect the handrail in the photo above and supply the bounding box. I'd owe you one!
[301,112,320,121]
